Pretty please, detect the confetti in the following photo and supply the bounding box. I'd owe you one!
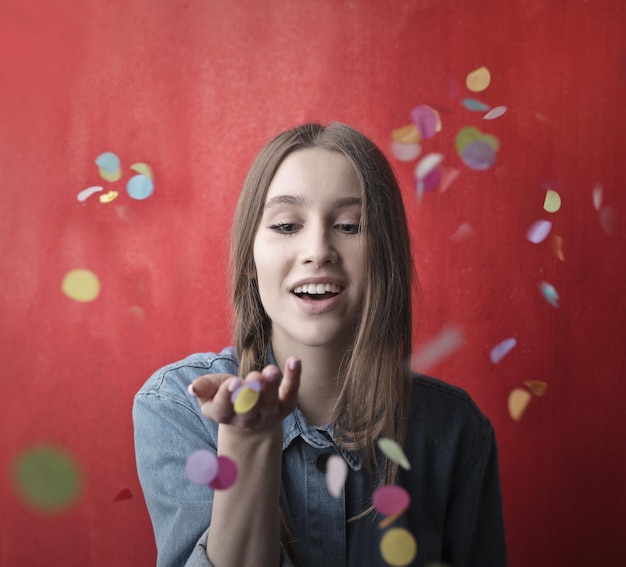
[411,325,464,371]
[461,140,496,170]
[526,220,552,244]
[415,153,444,181]
[12,445,82,513]
[592,183,603,211]
[325,455,348,498]
[232,381,261,414]
[373,485,410,517]
[599,206,616,234]
[98,168,122,182]
[61,268,100,302]
[209,456,238,490]
[77,185,103,202]
[552,235,565,261]
[543,190,561,213]
[130,162,154,179]
[185,450,218,485]
[508,388,532,421]
[391,124,421,144]
[95,151,121,173]
[455,126,499,154]
[539,281,559,307]
[410,104,440,140]
[483,106,507,120]
[112,488,133,502]
[390,141,422,162]
[462,98,490,112]
[127,174,154,200]
[450,222,475,240]
[99,190,119,203]
[438,167,460,193]
[377,438,411,471]
[490,338,517,364]
[380,527,417,566]
[466,66,491,92]
[523,380,548,397]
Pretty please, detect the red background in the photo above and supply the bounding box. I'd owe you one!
[1,1,625,565]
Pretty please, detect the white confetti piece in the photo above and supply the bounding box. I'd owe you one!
[490,338,517,364]
[77,186,104,202]
[592,183,603,211]
[390,141,422,162]
[526,219,552,244]
[411,325,464,371]
[415,153,444,180]
[325,455,348,498]
[483,106,508,120]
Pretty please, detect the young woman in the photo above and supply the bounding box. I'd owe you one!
[133,122,507,567]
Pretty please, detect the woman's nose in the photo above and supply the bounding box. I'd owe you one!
[302,227,338,267]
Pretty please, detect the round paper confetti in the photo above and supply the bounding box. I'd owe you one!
[543,190,561,213]
[377,438,411,471]
[77,185,103,202]
[508,388,532,421]
[185,450,218,485]
[455,126,499,154]
[373,485,410,516]
[326,455,348,498]
[98,168,122,182]
[461,140,496,170]
[539,282,559,307]
[130,162,154,179]
[483,106,508,120]
[390,141,422,162]
[61,269,100,302]
[127,174,154,200]
[391,124,421,144]
[95,151,120,173]
[232,382,262,414]
[466,66,491,92]
[526,220,552,244]
[209,456,238,490]
[380,527,417,566]
[410,104,440,140]
[13,445,82,513]
[490,338,517,364]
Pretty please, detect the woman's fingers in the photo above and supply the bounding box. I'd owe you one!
[278,357,301,418]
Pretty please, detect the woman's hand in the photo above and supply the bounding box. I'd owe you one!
[189,356,301,432]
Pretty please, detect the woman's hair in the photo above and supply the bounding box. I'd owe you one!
[230,120,416,482]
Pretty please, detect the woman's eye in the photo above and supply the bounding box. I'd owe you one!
[336,223,361,234]
[269,223,299,234]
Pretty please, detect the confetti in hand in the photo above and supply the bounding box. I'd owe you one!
[377,438,411,471]
[231,381,262,414]
[325,455,348,498]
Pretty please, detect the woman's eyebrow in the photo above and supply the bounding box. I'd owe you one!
[264,195,362,209]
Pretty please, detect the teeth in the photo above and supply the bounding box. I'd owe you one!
[292,283,342,294]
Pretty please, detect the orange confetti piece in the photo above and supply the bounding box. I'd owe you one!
[552,235,565,261]
[466,66,491,93]
[508,388,531,421]
[391,124,421,144]
[99,190,119,203]
[523,380,548,397]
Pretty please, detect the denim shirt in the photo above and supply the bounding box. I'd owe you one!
[133,347,507,567]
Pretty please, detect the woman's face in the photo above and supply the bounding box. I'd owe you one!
[253,148,366,355]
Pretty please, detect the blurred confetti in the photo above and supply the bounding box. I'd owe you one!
[61,268,100,302]
[552,235,565,261]
[390,140,422,162]
[380,527,417,566]
[483,106,507,120]
[490,338,517,364]
[95,151,121,173]
[377,438,411,471]
[209,456,238,490]
[185,450,218,485]
[526,219,552,243]
[539,281,560,307]
[410,104,441,140]
[127,174,154,200]
[592,183,603,211]
[231,381,261,414]
[508,388,532,421]
[77,185,103,202]
[462,98,490,112]
[99,190,119,203]
[523,380,548,397]
[411,325,464,371]
[130,162,154,179]
[373,485,410,517]
[466,66,491,92]
[325,455,348,498]
[543,190,561,213]
[12,445,83,513]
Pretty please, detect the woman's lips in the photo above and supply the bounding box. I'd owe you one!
[291,289,344,314]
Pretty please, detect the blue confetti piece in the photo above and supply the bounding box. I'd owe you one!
[462,98,491,112]
[126,174,154,200]
[539,282,560,307]
[95,152,121,174]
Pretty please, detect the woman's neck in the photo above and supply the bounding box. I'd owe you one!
[272,341,345,426]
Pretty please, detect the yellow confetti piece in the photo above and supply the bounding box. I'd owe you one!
[380,528,417,566]
[233,386,260,414]
[391,124,421,144]
[61,269,100,302]
[98,167,122,182]
[543,190,561,213]
[523,380,548,397]
[377,438,411,471]
[552,235,565,261]
[99,190,119,203]
[466,66,491,93]
[130,162,154,179]
[508,388,532,421]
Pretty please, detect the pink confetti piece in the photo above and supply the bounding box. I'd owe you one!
[325,455,348,498]
[438,167,460,193]
[390,141,422,162]
[410,104,439,140]
[490,338,517,364]
[526,220,552,243]
[373,485,410,516]
[592,183,603,211]
[77,185,104,202]
[411,325,464,371]
[209,456,238,490]
[483,106,508,120]
[185,450,218,485]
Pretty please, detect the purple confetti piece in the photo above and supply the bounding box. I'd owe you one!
[185,450,218,485]
[410,104,439,140]
[461,140,496,170]
[526,220,552,244]
[490,338,517,364]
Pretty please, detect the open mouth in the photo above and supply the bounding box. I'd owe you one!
[291,283,343,301]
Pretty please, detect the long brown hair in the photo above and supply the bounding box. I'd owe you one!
[230,122,416,555]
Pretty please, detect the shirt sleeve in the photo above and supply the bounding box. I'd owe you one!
[133,389,296,567]
[443,424,508,566]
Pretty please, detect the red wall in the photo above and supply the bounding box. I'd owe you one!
[1,1,624,565]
